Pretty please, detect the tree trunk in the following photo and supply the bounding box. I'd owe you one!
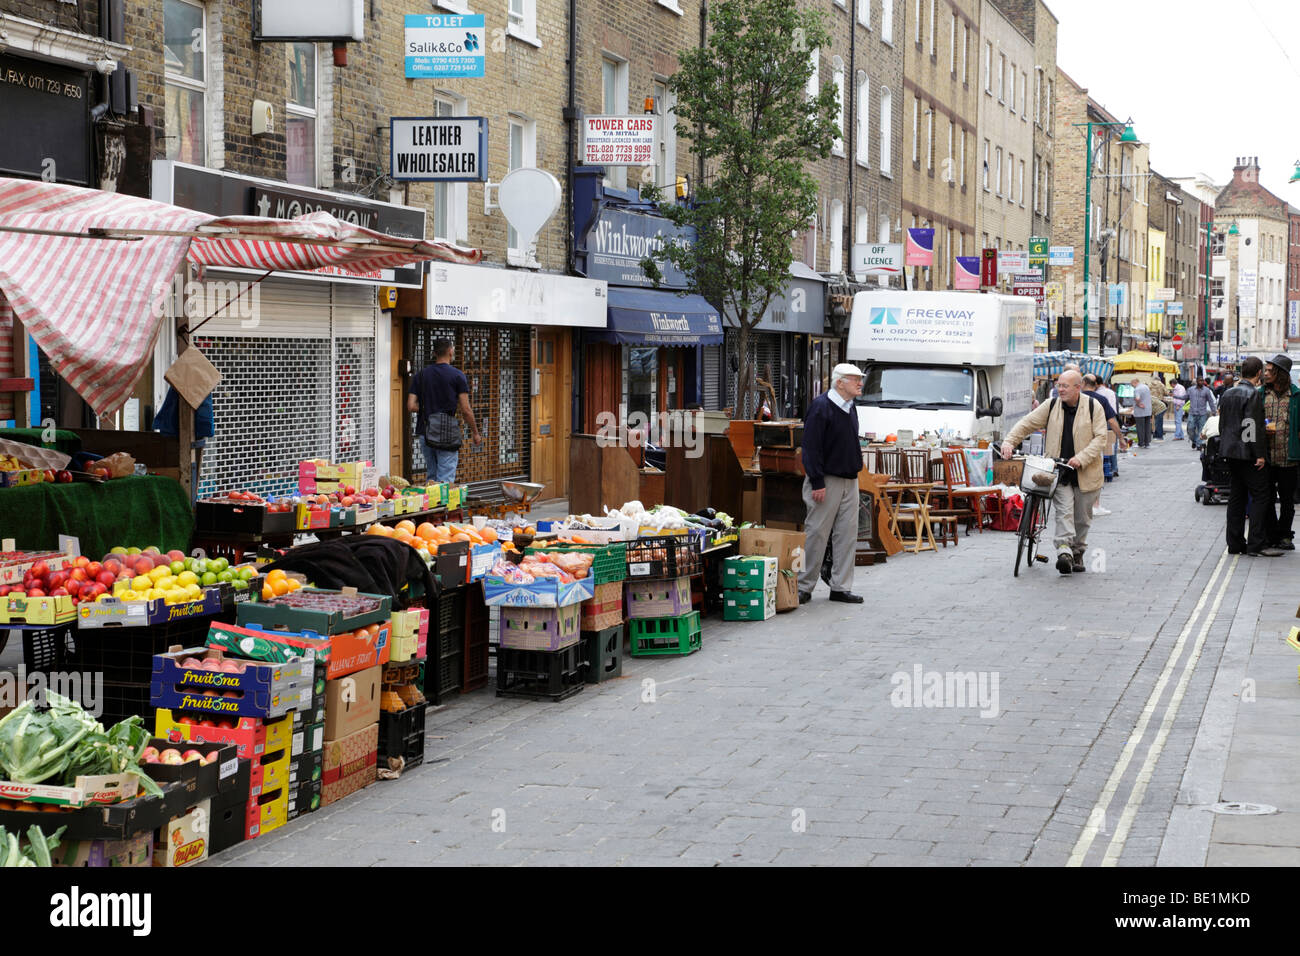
[734,320,753,421]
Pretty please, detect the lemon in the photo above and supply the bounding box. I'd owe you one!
[121,589,139,601]
[177,570,199,587]
[157,575,177,591]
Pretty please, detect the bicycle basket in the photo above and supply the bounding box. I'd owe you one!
[1019,455,1059,498]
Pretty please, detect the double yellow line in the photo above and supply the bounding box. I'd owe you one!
[1068,550,1239,867]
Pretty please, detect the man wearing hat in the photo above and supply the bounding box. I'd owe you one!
[798,363,866,604]
[1261,354,1299,550]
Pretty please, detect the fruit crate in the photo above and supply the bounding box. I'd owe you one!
[464,583,490,692]
[195,498,295,536]
[626,576,693,619]
[68,613,231,683]
[582,625,623,684]
[19,622,76,671]
[424,650,462,705]
[234,588,391,635]
[378,702,427,770]
[0,594,76,626]
[497,603,582,651]
[496,644,586,702]
[625,536,702,580]
[524,541,628,584]
[629,612,702,657]
[433,586,468,639]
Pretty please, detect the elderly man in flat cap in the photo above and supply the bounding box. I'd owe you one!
[798,363,866,604]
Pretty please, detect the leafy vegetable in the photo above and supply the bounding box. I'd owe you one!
[0,825,65,867]
[0,694,162,798]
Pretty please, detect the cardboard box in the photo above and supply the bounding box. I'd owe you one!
[245,785,289,839]
[291,722,325,760]
[0,593,76,626]
[54,831,154,867]
[75,587,227,629]
[736,528,807,573]
[150,646,315,719]
[722,556,779,591]
[322,724,378,807]
[153,798,211,867]
[482,575,594,608]
[248,743,290,799]
[774,569,800,613]
[155,710,293,761]
[211,620,390,679]
[0,771,138,809]
[723,588,776,622]
[323,665,381,741]
[287,777,323,819]
[0,550,73,586]
[235,587,392,637]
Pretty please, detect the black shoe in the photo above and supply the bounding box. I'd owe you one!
[828,591,864,604]
[1279,540,1296,551]
[799,590,813,605]
[1245,548,1283,557]
[1227,548,1246,555]
[1056,552,1073,574]
[1072,557,1086,573]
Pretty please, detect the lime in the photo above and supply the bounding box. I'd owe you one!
[239,567,257,581]
[217,570,235,583]
[201,572,218,586]
[232,579,248,591]
[170,560,185,575]
[210,557,229,573]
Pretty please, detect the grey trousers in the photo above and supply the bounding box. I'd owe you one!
[1052,483,1101,557]
[799,474,859,594]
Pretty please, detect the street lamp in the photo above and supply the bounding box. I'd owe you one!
[1074,119,1139,354]
[1200,219,1238,365]
[1290,160,1300,184]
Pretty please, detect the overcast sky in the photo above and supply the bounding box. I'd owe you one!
[1048,0,1300,203]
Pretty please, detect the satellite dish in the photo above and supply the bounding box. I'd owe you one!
[497,168,561,258]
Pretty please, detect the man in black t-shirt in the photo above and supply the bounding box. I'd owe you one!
[406,339,482,482]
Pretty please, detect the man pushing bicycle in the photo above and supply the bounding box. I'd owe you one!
[1001,369,1109,575]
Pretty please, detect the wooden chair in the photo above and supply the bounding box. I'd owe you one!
[902,448,936,485]
[877,447,904,482]
[941,448,1002,534]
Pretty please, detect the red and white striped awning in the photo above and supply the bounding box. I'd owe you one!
[0,176,480,416]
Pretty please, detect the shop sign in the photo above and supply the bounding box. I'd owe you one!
[1289,301,1299,339]
[905,228,934,267]
[997,251,1029,272]
[954,256,980,290]
[851,243,904,275]
[426,261,607,328]
[1167,302,1184,316]
[1153,287,1175,301]
[752,264,826,334]
[1028,236,1048,271]
[582,116,657,167]
[1034,315,1050,349]
[980,248,998,288]
[1147,300,1165,314]
[1049,246,1074,266]
[390,117,487,181]
[0,53,92,186]
[581,207,692,289]
[404,14,486,79]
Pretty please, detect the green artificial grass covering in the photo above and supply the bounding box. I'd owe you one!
[0,476,193,558]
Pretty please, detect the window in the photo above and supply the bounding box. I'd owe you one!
[949,13,956,72]
[997,54,1005,102]
[832,57,846,155]
[984,40,992,92]
[856,74,870,165]
[961,22,968,83]
[879,87,892,174]
[928,0,935,55]
[1045,162,1051,214]
[1034,68,1042,125]
[1009,64,1016,112]
[1045,80,1053,131]
[805,47,819,102]
[1033,153,1041,212]
[959,128,965,186]
[435,0,472,11]
[881,0,893,43]
[1018,159,1025,205]
[911,95,919,163]
[982,139,990,190]
[508,0,539,45]
[1006,150,1012,197]
[946,120,953,182]
[926,105,934,170]
[829,200,844,273]
[856,205,870,245]
[164,0,206,166]
[432,93,467,241]
[1021,73,1027,121]
[285,42,317,187]
[858,0,871,29]
[653,81,677,196]
[994,147,1002,196]
[602,57,629,189]
[914,0,921,44]
[507,114,538,262]
[878,214,891,285]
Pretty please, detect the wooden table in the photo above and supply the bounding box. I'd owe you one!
[883,481,938,553]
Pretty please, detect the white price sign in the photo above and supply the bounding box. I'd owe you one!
[583,115,657,166]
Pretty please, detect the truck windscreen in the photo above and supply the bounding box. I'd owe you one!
[857,365,974,409]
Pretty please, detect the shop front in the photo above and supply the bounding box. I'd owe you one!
[151,161,427,498]
[401,261,606,498]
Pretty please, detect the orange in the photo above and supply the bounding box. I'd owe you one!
[261,583,274,601]
[479,527,497,544]
[426,542,438,554]
[286,579,302,591]
[266,569,287,584]
[271,578,291,596]
[416,522,438,540]
[451,532,471,543]
[395,519,416,535]
[432,526,451,541]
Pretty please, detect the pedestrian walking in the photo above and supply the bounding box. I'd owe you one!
[1171,378,1188,440]
[407,338,483,483]
[1215,374,1235,398]
[1187,376,1217,451]
[1082,374,1127,514]
[1261,354,1299,551]
[798,364,866,604]
[1001,370,1109,574]
[1219,356,1281,557]
[1150,374,1168,440]
[1131,377,1153,448]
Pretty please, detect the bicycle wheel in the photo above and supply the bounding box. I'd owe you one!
[1028,496,1051,567]
[1015,495,1041,577]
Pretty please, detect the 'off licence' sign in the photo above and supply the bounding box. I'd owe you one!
[390,117,487,181]
[583,115,657,166]
[404,14,485,78]
[851,243,904,275]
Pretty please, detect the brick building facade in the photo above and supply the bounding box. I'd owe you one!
[974,0,1033,259]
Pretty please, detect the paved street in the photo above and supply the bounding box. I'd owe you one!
[213,436,1299,867]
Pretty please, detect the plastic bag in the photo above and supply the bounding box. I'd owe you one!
[96,452,137,478]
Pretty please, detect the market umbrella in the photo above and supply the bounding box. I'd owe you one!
[1110,350,1179,376]
[1032,350,1114,381]
[0,176,481,417]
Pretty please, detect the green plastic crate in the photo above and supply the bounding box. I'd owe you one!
[525,541,628,584]
[629,611,702,657]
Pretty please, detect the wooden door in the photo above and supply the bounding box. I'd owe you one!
[532,329,568,499]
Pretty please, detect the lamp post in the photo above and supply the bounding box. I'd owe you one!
[1200,219,1238,365]
[1290,160,1300,184]
[1074,120,1137,354]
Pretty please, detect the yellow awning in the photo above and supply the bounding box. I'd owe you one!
[1110,350,1180,375]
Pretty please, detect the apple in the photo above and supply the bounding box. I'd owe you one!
[201,753,218,765]
[30,561,49,579]
[47,570,68,589]
[169,560,186,576]
[221,691,240,699]
[27,588,46,598]
[50,587,70,596]
[69,568,88,583]
[96,571,116,588]
[102,558,123,576]
[110,547,128,556]
[216,720,236,729]
[177,715,196,726]
[126,547,141,556]
[181,749,204,763]
[167,549,185,563]
[200,719,219,729]
[160,749,185,765]
[86,583,107,598]
[140,746,160,763]
[85,561,102,578]
[200,658,222,671]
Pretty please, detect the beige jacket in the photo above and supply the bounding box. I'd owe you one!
[1004,395,1110,492]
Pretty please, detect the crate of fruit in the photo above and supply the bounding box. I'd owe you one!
[525,541,627,584]
[0,593,76,626]
[150,646,315,719]
[625,535,702,579]
[235,587,391,635]
[0,550,74,587]
[627,576,693,619]
[498,603,583,651]
[207,620,389,680]
[195,496,295,536]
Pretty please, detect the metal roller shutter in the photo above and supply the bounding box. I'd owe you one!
[701,344,722,411]
[725,330,787,418]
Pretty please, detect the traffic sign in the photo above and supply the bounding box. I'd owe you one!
[1171,334,1183,350]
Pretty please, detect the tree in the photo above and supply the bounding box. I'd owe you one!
[641,0,840,418]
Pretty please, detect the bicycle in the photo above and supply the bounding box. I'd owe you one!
[1012,455,1075,578]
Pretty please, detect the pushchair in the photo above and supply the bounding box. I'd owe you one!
[1194,435,1231,505]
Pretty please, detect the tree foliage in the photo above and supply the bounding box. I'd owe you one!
[641,0,840,414]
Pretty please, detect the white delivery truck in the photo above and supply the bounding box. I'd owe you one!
[846,291,1036,441]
